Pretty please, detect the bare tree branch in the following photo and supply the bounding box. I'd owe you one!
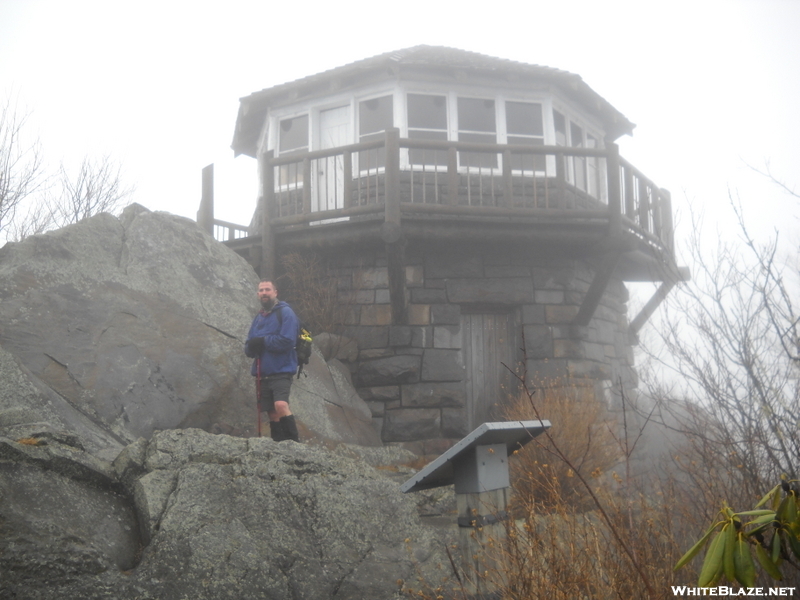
[46,155,134,227]
[0,96,46,237]
[641,188,800,503]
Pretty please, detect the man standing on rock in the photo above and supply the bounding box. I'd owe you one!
[244,280,301,442]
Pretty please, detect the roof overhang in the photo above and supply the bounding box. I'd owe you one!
[231,46,636,158]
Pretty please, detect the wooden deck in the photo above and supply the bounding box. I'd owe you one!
[199,129,682,284]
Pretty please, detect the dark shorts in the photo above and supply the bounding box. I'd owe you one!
[257,373,293,413]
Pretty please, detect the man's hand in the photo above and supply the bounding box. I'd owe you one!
[246,337,266,355]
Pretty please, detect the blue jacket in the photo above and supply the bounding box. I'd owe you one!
[245,301,299,377]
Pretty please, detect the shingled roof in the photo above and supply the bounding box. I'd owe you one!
[232,45,635,157]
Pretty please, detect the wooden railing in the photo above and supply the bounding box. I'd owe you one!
[213,219,249,242]
[212,129,674,260]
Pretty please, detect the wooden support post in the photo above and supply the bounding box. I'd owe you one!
[661,188,675,254]
[573,251,622,328]
[447,146,459,206]
[259,151,276,279]
[572,143,626,329]
[458,487,509,596]
[556,152,566,209]
[342,150,353,209]
[302,157,312,215]
[197,164,214,235]
[384,128,401,228]
[629,280,676,337]
[502,149,512,208]
[382,128,407,325]
[624,164,635,219]
[606,142,623,239]
[638,177,650,233]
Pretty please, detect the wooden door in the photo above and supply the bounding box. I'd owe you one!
[461,311,516,431]
[315,106,349,213]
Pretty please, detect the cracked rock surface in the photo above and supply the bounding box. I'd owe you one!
[0,205,259,446]
[0,206,449,599]
[1,429,452,600]
[0,204,381,449]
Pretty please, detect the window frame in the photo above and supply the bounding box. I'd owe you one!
[456,95,499,171]
[262,88,607,200]
[275,112,310,190]
[502,99,546,176]
[552,106,606,200]
[405,92,450,171]
[356,92,396,175]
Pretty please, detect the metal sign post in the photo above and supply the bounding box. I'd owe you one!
[401,420,551,596]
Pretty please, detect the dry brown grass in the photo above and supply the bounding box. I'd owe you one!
[503,380,620,513]
[494,469,694,599]
[403,380,704,599]
[404,472,698,599]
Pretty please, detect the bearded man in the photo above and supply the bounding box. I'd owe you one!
[244,280,300,442]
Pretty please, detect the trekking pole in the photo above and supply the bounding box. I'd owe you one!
[256,357,262,438]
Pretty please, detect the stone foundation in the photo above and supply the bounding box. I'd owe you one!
[279,239,637,446]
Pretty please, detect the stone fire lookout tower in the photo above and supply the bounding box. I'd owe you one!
[198,46,687,445]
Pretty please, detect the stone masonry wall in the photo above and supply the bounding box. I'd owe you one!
[280,240,637,450]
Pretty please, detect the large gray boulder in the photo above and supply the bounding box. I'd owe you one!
[292,345,380,446]
[0,208,456,599]
[0,205,257,446]
[0,205,380,451]
[0,428,453,600]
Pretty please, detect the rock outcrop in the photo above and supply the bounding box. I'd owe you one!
[0,208,454,598]
[1,428,453,600]
[0,205,380,453]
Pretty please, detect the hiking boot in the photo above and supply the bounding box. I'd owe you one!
[280,415,299,443]
[269,420,285,441]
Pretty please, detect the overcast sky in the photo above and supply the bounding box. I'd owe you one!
[2,0,799,252]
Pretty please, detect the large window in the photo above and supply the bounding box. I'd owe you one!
[570,120,587,192]
[553,109,603,198]
[279,115,309,154]
[457,97,497,169]
[407,93,448,166]
[358,95,393,170]
[554,110,568,147]
[278,114,309,186]
[506,101,544,172]
[270,94,604,199]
